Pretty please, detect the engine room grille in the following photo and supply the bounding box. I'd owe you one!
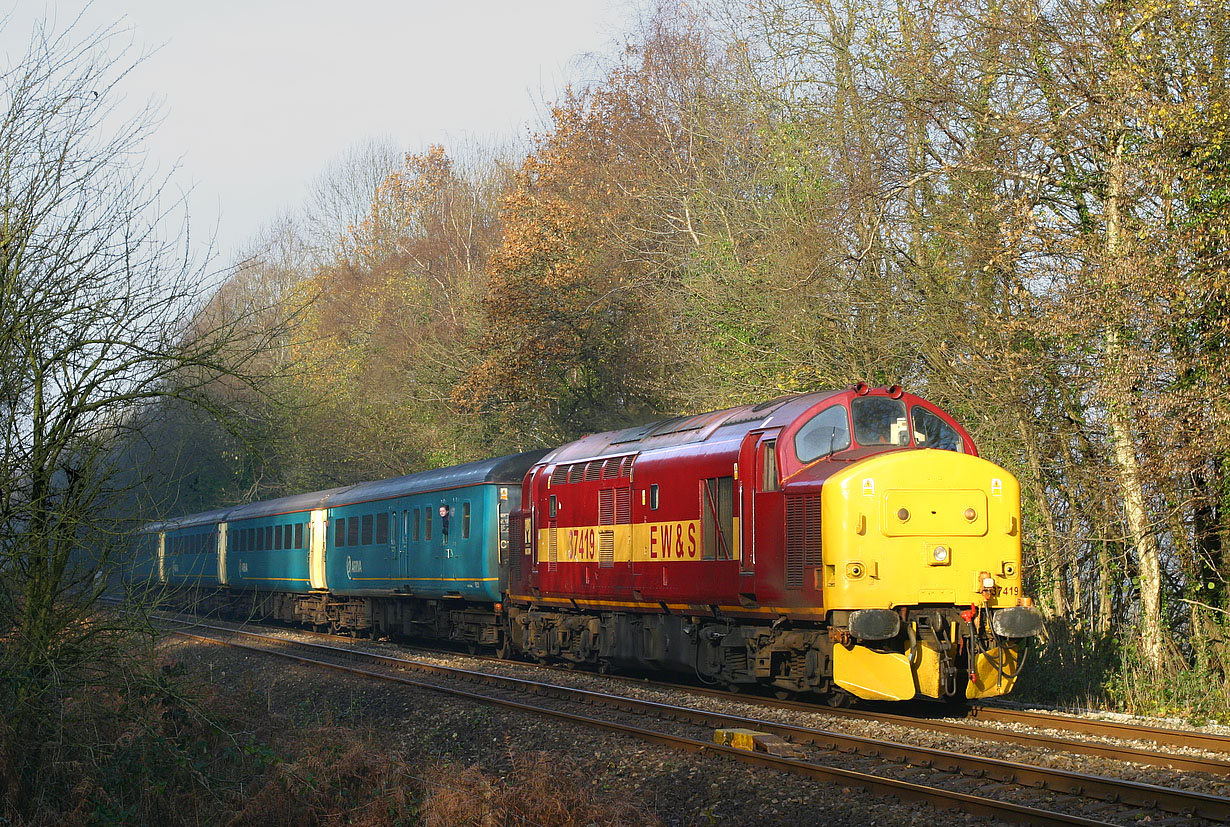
[785,495,823,588]
[509,514,524,582]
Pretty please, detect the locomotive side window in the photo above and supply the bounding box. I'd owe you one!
[650,484,659,510]
[794,404,851,461]
[761,440,779,492]
[910,406,964,452]
[851,397,909,446]
[701,476,735,560]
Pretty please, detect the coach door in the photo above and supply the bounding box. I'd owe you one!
[217,523,229,585]
[309,509,328,590]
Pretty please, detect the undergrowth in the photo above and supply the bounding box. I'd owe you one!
[1014,617,1230,724]
[1,649,663,827]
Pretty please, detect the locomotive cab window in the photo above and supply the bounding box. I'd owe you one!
[650,484,659,510]
[911,406,964,452]
[794,403,851,462]
[851,397,909,446]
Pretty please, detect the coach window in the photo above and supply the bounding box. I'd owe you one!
[910,406,964,452]
[266,526,275,551]
[335,517,346,547]
[462,502,471,539]
[376,512,389,544]
[295,522,304,549]
[348,516,360,546]
[361,514,374,545]
[274,524,283,550]
[794,404,852,462]
[413,509,421,542]
[284,524,293,549]
[425,508,433,541]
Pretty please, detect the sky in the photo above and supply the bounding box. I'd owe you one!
[2,0,628,263]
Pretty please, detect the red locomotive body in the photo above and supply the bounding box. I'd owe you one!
[507,386,1042,702]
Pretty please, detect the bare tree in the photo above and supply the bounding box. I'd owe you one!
[0,15,280,812]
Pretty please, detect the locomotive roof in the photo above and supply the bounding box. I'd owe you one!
[150,449,549,531]
[538,390,844,466]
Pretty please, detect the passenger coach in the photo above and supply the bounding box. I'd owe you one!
[148,452,546,641]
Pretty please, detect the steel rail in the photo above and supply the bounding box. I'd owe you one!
[962,704,1230,753]
[170,623,1227,823]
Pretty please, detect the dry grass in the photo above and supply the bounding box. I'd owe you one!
[421,752,663,827]
[2,647,664,827]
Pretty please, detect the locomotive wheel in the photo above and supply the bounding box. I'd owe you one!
[826,690,852,708]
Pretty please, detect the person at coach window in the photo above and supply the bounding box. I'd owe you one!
[439,504,450,537]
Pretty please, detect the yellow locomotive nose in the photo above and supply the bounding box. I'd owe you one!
[822,450,1023,612]
[820,450,1039,701]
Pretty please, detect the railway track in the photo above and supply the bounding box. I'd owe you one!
[163,618,1229,826]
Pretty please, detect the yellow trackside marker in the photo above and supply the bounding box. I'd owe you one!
[714,729,805,758]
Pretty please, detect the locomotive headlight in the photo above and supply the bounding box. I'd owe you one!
[982,575,996,590]
[932,545,949,563]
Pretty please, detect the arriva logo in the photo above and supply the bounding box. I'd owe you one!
[346,556,362,576]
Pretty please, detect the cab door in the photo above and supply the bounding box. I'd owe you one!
[741,429,784,597]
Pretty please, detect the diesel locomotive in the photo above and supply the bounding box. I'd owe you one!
[140,385,1044,703]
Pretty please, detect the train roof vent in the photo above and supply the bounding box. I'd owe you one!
[584,461,602,481]
[611,422,659,445]
[567,464,585,484]
[619,455,635,476]
[550,465,568,486]
[601,458,621,479]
